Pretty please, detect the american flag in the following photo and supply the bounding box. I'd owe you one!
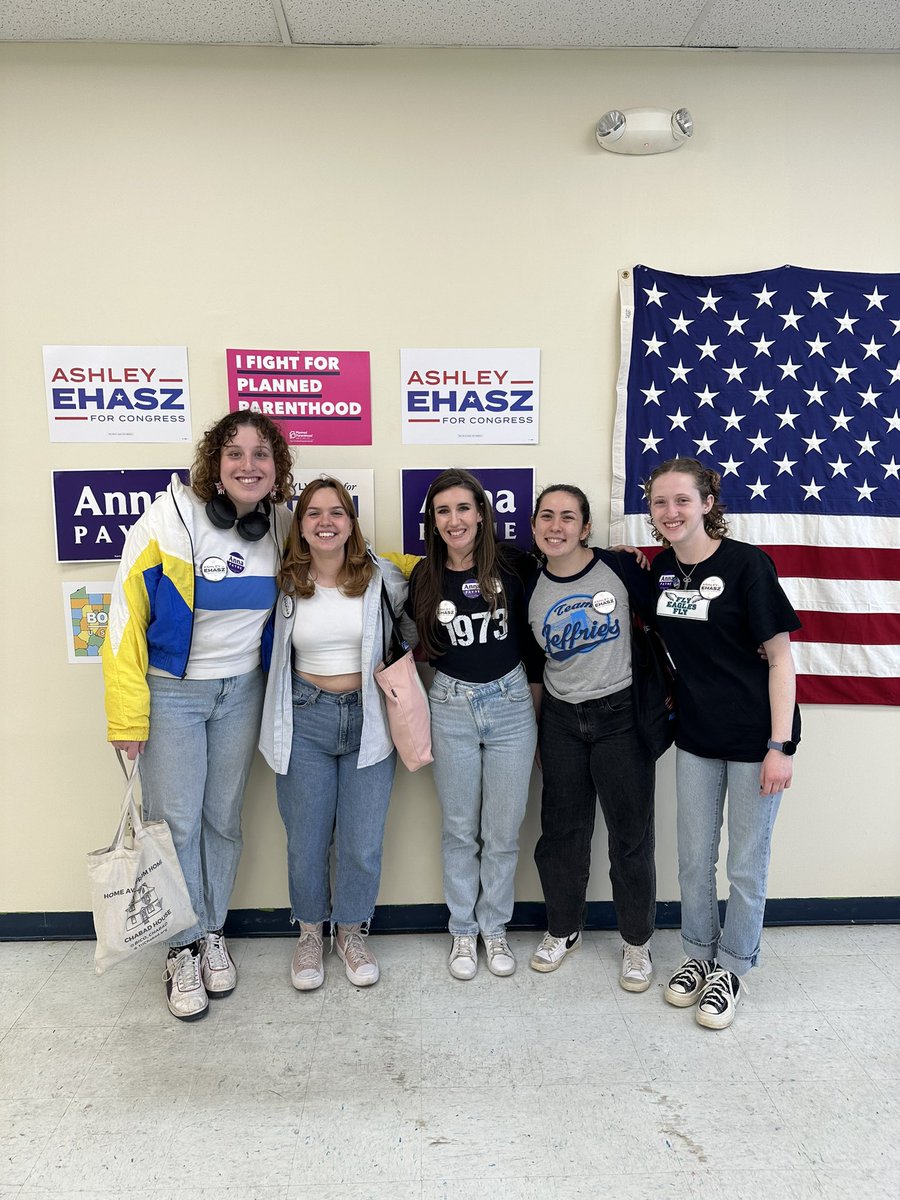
[610,264,900,706]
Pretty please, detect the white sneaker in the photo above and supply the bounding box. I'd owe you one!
[529,930,581,973]
[619,940,653,993]
[448,934,478,980]
[164,944,209,1021]
[482,933,516,977]
[291,922,325,991]
[336,924,379,987]
[696,968,744,1029]
[200,930,237,996]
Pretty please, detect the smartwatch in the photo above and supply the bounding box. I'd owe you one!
[767,738,797,756]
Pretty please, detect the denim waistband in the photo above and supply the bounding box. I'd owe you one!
[291,672,362,706]
[432,661,527,697]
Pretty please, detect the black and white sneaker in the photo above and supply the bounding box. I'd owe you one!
[164,943,209,1021]
[695,968,743,1029]
[529,931,581,973]
[664,957,716,1007]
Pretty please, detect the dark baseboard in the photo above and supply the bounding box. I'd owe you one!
[1,897,898,941]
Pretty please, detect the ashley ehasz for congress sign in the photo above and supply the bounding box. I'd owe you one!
[401,349,540,445]
[44,346,192,443]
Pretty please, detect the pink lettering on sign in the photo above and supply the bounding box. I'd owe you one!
[226,349,371,446]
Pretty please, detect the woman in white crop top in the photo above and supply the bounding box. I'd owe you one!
[259,476,414,992]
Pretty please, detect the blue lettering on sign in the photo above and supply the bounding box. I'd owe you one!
[541,594,620,661]
[52,387,185,411]
[404,389,534,414]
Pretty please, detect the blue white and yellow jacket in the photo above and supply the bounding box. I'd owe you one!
[102,474,291,742]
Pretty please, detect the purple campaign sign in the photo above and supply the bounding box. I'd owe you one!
[400,467,535,556]
[53,468,189,562]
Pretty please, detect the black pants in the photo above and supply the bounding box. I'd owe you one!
[535,687,656,944]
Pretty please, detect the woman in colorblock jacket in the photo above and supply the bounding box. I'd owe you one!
[102,411,294,1022]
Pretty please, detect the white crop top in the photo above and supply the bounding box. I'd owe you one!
[291,584,364,675]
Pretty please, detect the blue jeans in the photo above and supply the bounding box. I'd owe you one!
[275,674,396,926]
[429,663,537,937]
[139,669,264,947]
[535,687,656,944]
[676,749,783,976]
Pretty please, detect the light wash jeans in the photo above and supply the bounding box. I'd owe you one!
[275,674,396,926]
[676,749,783,977]
[139,669,264,947]
[429,663,537,937]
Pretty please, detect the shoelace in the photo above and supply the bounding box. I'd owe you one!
[537,932,564,955]
[167,947,201,991]
[622,943,650,975]
[340,928,374,969]
[485,935,512,959]
[699,968,743,1013]
[669,957,710,991]
[452,935,477,960]
[203,933,230,971]
[295,928,324,970]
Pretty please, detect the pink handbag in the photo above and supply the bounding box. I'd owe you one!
[374,583,433,772]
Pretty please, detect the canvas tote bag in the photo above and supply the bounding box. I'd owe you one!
[86,755,197,974]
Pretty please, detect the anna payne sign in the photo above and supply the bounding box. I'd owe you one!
[401,349,540,445]
[400,467,535,555]
[52,469,189,562]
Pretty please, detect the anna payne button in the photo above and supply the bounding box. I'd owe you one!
[200,556,227,582]
[699,576,725,600]
[281,594,294,618]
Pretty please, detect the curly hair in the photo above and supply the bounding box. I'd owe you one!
[643,456,729,543]
[279,476,373,600]
[411,469,507,660]
[191,411,294,504]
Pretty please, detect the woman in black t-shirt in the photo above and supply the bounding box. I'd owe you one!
[408,469,541,980]
[646,457,801,1029]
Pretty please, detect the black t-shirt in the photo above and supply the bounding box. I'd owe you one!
[651,538,801,762]
[407,550,543,684]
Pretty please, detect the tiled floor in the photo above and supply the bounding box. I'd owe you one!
[1,925,899,1199]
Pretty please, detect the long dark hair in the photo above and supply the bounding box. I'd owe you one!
[279,476,373,599]
[644,457,729,543]
[412,468,506,659]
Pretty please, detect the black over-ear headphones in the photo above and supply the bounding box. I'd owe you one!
[205,493,272,542]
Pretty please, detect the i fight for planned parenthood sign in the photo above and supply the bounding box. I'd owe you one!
[44,346,192,443]
[400,349,540,445]
[226,349,372,447]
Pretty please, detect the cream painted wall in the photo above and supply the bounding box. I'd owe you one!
[1,43,898,918]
